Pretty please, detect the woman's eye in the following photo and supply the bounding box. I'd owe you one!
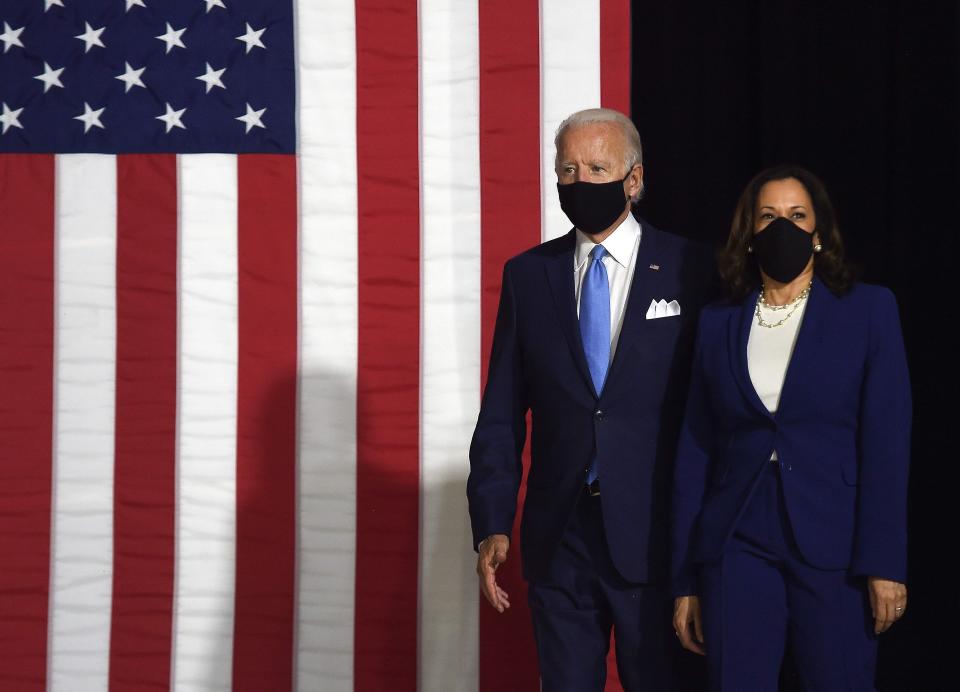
[760,213,774,220]
[792,212,806,220]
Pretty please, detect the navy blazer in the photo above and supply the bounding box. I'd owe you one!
[468,221,714,583]
[671,278,912,597]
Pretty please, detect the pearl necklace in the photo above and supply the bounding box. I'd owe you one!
[755,281,812,329]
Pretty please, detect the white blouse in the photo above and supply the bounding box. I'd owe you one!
[747,295,809,414]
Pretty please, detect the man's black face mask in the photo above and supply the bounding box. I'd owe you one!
[557,173,630,234]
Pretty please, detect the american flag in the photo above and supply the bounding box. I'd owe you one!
[0,1,631,690]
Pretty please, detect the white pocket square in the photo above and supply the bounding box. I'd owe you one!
[645,298,681,319]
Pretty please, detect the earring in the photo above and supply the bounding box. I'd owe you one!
[747,245,754,253]
[814,243,823,253]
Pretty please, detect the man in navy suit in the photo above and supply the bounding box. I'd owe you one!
[467,108,714,691]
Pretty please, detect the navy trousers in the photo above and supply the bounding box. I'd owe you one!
[528,489,673,692]
[700,462,878,692]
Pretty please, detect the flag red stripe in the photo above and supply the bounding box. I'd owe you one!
[599,7,632,682]
[478,2,542,689]
[0,154,55,692]
[354,1,421,688]
[600,0,632,115]
[233,154,299,692]
[109,154,178,691]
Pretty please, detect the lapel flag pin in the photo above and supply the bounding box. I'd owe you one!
[649,264,660,271]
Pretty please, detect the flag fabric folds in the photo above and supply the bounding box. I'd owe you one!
[0,1,630,690]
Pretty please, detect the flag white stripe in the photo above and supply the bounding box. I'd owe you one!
[540,0,602,241]
[419,0,482,690]
[295,0,359,689]
[47,154,117,692]
[172,155,239,692]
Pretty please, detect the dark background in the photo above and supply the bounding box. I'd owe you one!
[630,0,959,689]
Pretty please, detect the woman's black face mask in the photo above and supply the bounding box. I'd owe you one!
[752,217,815,283]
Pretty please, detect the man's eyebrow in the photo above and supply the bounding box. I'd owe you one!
[557,158,615,168]
[580,159,614,167]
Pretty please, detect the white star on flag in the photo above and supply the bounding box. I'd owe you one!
[156,23,187,54]
[0,102,24,134]
[235,103,266,133]
[156,103,187,133]
[75,22,106,53]
[196,63,226,93]
[1,22,25,53]
[115,62,146,93]
[74,103,105,133]
[236,23,266,53]
[204,0,226,12]
[44,0,65,11]
[126,0,147,10]
[34,62,65,92]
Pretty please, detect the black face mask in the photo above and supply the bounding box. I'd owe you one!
[751,216,815,284]
[557,173,630,233]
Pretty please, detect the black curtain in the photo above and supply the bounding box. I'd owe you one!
[630,1,959,689]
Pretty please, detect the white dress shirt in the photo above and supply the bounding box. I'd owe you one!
[574,214,642,361]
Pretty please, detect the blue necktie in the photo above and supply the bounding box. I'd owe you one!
[579,245,610,485]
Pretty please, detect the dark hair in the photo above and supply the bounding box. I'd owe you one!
[718,164,854,301]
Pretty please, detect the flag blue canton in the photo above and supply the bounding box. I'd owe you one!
[0,0,294,153]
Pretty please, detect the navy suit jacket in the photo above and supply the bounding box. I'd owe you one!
[468,220,715,583]
[671,278,912,597]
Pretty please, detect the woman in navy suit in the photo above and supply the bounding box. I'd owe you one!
[670,165,911,691]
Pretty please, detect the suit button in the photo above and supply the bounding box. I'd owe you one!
[594,409,604,421]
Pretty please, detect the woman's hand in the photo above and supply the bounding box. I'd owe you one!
[868,576,907,634]
[673,595,705,655]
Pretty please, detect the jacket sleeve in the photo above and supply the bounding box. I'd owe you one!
[851,288,912,582]
[467,260,528,551]
[670,310,716,597]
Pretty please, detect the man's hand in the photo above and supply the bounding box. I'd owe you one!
[476,534,511,613]
[868,576,907,634]
[673,595,705,655]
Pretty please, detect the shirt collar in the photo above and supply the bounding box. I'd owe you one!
[574,213,642,271]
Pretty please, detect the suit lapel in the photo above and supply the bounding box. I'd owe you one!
[730,286,774,420]
[776,276,826,416]
[544,230,597,397]
[603,224,660,389]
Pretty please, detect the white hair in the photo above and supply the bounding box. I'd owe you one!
[554,108,645,201]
